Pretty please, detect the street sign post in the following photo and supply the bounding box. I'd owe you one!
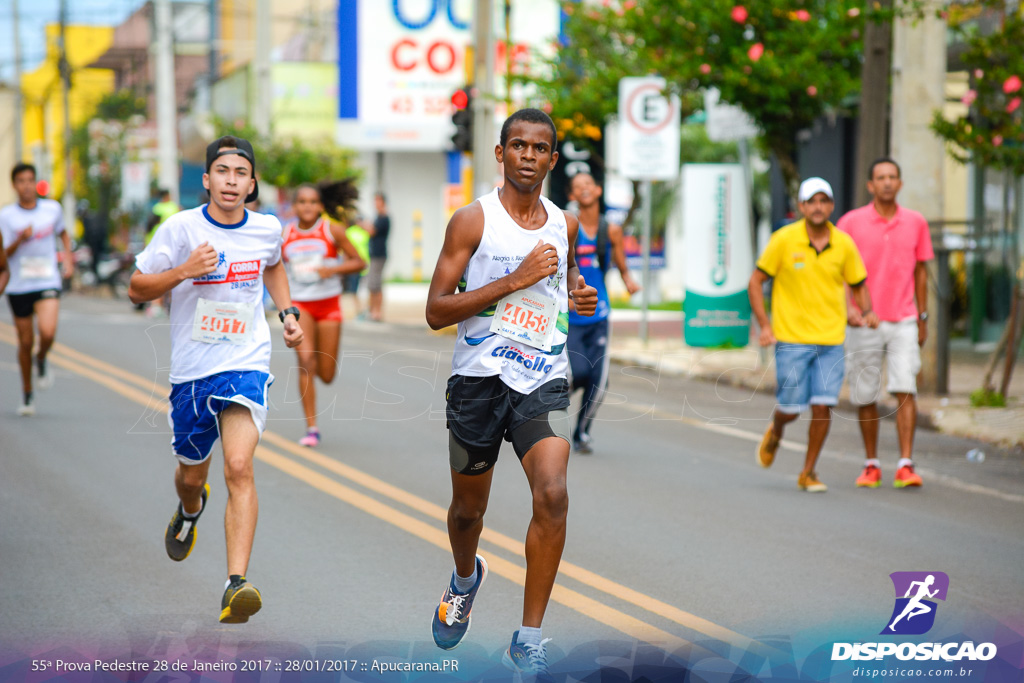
[618,77,681,344]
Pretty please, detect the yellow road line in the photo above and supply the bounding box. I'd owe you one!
[0,321,767,654]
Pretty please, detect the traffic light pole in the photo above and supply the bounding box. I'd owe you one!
[472,0,495,198]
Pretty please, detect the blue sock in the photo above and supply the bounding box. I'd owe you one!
[518,626,543,646]
[453,565,477,593]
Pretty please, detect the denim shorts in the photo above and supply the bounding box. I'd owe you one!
[774,342,845,414]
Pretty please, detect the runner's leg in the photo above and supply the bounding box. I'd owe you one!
[520,437,570,627]
[13,314,33,396]
[803,404,832,476]
[314,319,341,384]
[448,467,495,578]
[34,297,60,367]
[219,403,260,577]
[175,457,213,515]
[295,311,319,431]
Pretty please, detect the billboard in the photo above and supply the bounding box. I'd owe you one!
[336,0,561,151]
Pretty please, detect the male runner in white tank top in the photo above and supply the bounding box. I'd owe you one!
[426,108,598,679]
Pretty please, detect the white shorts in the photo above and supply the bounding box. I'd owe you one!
[845,319,921,405]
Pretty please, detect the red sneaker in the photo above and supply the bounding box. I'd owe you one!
[893,464,923,488]
[855,464,881,488]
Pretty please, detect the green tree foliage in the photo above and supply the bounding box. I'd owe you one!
[214,120,362,190]
[531,0,876,190]
[931,3,1024,175]
[71,90,147,226]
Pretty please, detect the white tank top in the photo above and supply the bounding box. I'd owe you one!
[451,189,570,394]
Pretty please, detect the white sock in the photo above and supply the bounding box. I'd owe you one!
[898,458,914,469]
[453,566,477,593]
[518,626,543,646]
[864,458,880,468]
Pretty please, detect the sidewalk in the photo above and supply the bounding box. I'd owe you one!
[369,283,1024,448]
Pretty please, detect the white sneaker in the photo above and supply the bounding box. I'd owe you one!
[37,358,53,389]
[17,400,35,417]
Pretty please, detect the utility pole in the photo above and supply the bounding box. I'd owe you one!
[58,0,74,231]
[12,0,24,161]
[890,3,947,393]
[153,0,179,203]
[252,0,272,137]
[208,0,217,114]
[853,0,893,208]
[472,0,496,198]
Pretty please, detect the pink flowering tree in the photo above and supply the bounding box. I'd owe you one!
[530,0,878,191]
[931,5,1024,175]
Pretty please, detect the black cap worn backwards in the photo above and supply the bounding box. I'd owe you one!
[205,136,259,203]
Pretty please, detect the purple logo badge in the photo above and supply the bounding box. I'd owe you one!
[881,571,949,635]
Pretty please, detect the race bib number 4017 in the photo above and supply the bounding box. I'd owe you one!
[192,298,256,345]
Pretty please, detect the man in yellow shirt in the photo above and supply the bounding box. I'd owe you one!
[748,178,878,492]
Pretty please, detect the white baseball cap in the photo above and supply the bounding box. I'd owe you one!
[797,177,834,202]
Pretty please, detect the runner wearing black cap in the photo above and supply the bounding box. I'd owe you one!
[128,135,303,623]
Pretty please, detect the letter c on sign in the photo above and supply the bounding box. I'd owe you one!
[392,39,417,71]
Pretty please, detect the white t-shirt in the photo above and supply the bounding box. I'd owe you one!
[0,199,66,294]
[451,189,570,394]
[135,205,283,384]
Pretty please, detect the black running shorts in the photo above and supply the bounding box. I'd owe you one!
[7,289,60,318]
[445,375,570,475]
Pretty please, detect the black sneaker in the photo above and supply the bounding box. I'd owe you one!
[165,483,209,561]
[220,576,262,624]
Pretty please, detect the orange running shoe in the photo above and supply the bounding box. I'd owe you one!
[757,424,780,468]
[797,471,828,492]
[893,464,923,488]
[856,464,882,488]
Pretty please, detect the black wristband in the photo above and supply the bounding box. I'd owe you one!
[279,306,301,322]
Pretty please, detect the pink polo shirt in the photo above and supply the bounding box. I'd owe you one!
[837,203,934,322]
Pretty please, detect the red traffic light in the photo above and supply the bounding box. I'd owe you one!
[451,89,469,110]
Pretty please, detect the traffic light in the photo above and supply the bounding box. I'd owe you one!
[450,87,473,153]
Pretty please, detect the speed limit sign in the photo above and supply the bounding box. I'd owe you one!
[618,77,681,180]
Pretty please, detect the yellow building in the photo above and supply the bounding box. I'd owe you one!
[20,24,115,199]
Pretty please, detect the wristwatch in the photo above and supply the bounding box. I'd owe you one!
[918,311,929,322]
[279,306,301,322]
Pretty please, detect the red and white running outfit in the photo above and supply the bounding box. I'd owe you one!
[282,217,343,322]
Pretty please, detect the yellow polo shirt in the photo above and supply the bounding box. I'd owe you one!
[756,220,867,345]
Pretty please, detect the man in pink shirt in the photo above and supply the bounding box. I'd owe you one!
[837,158,934,489]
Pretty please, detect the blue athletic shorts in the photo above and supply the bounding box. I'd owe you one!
[774,342,844,414]
[167,370,274,463]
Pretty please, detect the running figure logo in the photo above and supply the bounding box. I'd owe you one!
[881,571,949,635]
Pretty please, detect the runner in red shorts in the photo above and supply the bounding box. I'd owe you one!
[281,181,365,447]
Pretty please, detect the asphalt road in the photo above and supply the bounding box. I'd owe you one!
[1,294,1021,681]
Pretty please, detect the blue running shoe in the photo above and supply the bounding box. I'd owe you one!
[502,630,555,682]
[431,554,488,650]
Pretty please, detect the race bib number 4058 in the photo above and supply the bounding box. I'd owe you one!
[489,290,558,351]
[192,298,256,345]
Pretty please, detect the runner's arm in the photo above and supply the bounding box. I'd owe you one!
[565,212,597,316]
[5,226,32,257]
[128,242,218,303]
[608,222,640,294]
[60,230,74,279]
[263,259,303,348]
[748,269,775,346]
[426,202,556,330]
[850,282,879,328]
[0,234,9,295]
[320,222,366,278]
